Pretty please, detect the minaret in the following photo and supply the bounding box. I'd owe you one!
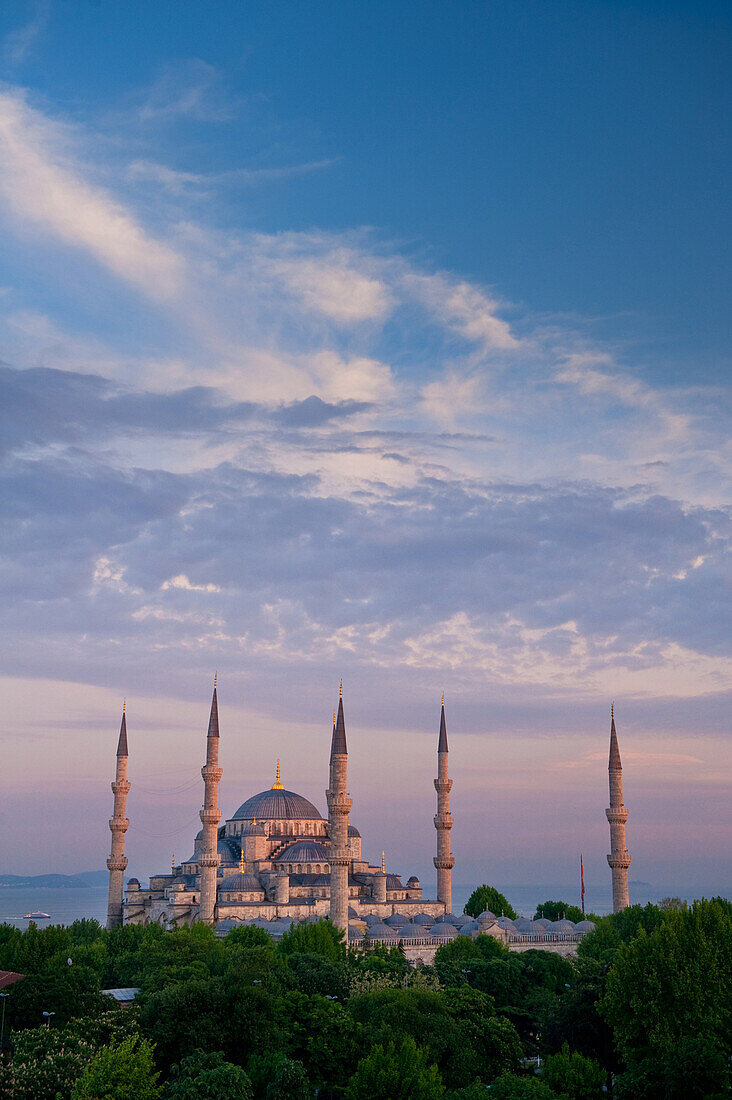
[327,682,351,933]
[198,677,222,924]
[606,705,631,912]
[433,694,455,914]
[106,703,130,930]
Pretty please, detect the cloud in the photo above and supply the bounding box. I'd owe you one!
[161,574,221,593]
[137,59,236,122]
[127,157,339,195]
[2,1,50,66]
[405,271,519,350]
[0,90,185,300]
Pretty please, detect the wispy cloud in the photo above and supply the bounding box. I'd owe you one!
[136,59,237,122]
[0,90,185,299]
[2,1,50,66]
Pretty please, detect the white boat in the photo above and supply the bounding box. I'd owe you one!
[23,911,50,920]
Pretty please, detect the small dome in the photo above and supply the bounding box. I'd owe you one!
[478,909,497,922]
[430,922,459,938]
[575,919,596,931]
[435,913,462,925]
[407,876,420,886]
[553,919,576,932]
[277,840,329,863]
[217,839,239,863]
[232,789,323,821]
[348,905,359,918]
[454,913,473,926]
[242,820,266,836]
[384,913,409,927]
[348,824,361,837]
[348,924,365,940]
[529,920,548,933]
[534,917,554,930]
[412,912,435,926]
[367,922,401,938]
[363,913,382,927]
[496,916,517,931]
[126,877,140,885]
[220,873,263,892]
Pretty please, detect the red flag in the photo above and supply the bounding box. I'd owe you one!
[580,854,585,916]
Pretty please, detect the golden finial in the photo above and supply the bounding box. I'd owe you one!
[171,853,175,871]
[441,691,444,706]
[239,849,245,873]
[333,711,336,726]
[214,672,217,689]
[271,760,284,790]
[611,701,614,720]
[339,679,343,699]
[253,817,257,826]
[381,851,386,874]
[122,698,126,713]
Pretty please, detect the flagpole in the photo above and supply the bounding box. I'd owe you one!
[580,853,585,916]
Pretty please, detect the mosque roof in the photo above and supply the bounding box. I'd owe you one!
[231,788,323,821]
[242,820,266,836]
[430,922,459,938]
[220,873,263,892]
[575,919,597,931]
[348,824,361,837]
[385,874,403,889]
[277,840,329,862]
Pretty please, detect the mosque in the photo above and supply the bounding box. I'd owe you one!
[106,681,631,955]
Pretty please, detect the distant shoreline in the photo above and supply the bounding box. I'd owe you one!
[0,872,107,890]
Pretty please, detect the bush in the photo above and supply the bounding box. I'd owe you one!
[164,1049,253,1099]
[71,1034,161,1099]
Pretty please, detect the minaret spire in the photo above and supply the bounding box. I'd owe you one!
[434,694,455,914]
[106,704,130,929]
[606,705,631,912]
[327,684,352,933]
[198,677,222,924]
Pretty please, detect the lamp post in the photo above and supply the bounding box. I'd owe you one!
[0,993,8,1050]
[42,1011,55,1028]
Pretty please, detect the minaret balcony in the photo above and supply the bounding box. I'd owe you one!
[201,765,223,783]
[433,813,453,830]
[111,781,131,796]
[109,818,129,832]
[198,853,221,868]
[606,807,628,824]
[607,852,631,868]
[434,778,453,794]
[199,808,221,825]
[433,856,455,870]
[106,856,128,871]
[326,794,352,815]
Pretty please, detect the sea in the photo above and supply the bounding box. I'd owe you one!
[0,880,701,929]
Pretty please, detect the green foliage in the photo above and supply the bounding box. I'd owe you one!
[464,885,517,920]
[274,990,362,1090]
[264,1056,310,1100]
[444,1082,491,1099]
[345,1036,445,1100]
[602,898,732,1097]
[286,951,350,999]
[541,1042,604,1099]
[533,901,586,923]
[224,924,274,949]
[164,1049,253,1099]
[488,1074,554,1099]
[276,917,345,959]
[613,1034,731,1100]
[71,1034,161,1099]
[576,902,666,966]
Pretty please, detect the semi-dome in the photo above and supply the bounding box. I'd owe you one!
[575,919,597,932]
[231,788,323,821]
[277,840,329,862]
[220,872,263,892]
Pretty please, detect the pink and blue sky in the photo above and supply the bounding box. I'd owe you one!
[0,1,729,900]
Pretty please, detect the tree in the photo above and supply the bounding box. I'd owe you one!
[71,1035,161,1099]
[464,885,517,920]
[602,899,732,1098]
[265,1056,310,1100]
[533,900,585,923]
[488,1075,554,1100]
[345,1036,445,1100]
[276,918,345,960]
[541,1042,604,1100]
[165,1050,253,1100]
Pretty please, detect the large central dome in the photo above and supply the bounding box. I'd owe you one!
[231,788,323,821]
